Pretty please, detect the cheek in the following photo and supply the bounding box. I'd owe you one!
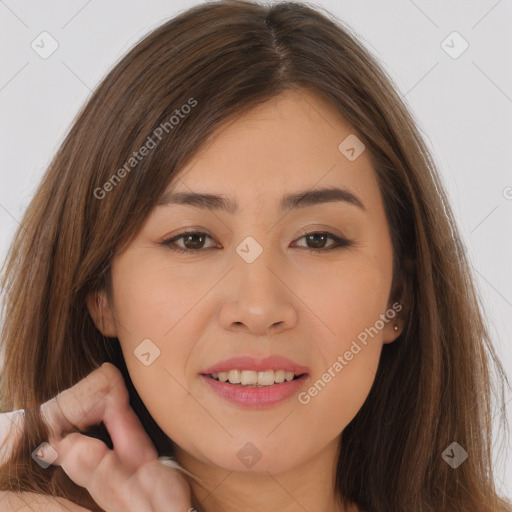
[295,353,377,444]
[295,255,391,345]
[110,253,215,438]
[110,253,207,340]
[292,257,389,427]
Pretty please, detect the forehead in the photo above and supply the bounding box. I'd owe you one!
[165,89,378,209]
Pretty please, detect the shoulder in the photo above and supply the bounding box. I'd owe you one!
[0,490,94,511]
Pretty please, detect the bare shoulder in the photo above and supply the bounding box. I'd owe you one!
[0,490,94,511]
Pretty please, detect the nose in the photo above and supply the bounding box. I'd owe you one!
[218,249,298,336]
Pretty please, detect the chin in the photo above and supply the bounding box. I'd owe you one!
[205,440,304,474]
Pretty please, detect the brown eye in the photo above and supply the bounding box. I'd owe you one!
[303,233,330,249]
[182,233,207,250]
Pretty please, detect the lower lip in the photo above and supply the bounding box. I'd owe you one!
[200,374,309,408]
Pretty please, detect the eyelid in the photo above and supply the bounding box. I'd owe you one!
[291,229,352,252]
[159,230,219,252]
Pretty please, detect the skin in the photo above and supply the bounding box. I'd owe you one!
[87,88,403,512]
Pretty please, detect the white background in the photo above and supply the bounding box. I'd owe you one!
[0,0,511,498]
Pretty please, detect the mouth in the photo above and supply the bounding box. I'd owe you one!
[199,370,310,408]
[199,355,310,407]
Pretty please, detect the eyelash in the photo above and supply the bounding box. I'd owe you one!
[159,230,353,254]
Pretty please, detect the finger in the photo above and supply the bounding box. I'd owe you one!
[41,363,157,469]
[52,432,134,512]
[41,363,125,435]
[102,389,158,468]
[52,432,112,487]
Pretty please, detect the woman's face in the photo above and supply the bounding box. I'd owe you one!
[89,88,402,474]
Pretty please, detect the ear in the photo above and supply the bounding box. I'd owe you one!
[382,297,405,345]
[85,289,118,337]
[383,256,413,344]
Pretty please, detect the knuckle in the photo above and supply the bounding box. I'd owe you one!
[94,363,128,404]
[98,362,123,384]
[55,392,90,430]
[64,433,109,469]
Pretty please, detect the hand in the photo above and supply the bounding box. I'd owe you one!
[34,362,193,512]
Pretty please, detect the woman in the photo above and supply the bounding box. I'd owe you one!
[0,0,510,511]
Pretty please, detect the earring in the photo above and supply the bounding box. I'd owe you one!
[394,319,399,332]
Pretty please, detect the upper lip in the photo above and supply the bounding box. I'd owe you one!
[201,355,310,375]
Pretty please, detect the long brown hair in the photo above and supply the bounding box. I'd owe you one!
[0,1,510,511]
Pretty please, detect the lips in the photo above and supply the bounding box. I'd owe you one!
[200,373,310,408]
[201,355,310,375]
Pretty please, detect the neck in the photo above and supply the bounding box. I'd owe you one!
[174,437,357,512]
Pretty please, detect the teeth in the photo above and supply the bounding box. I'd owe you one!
[274,369,286,383]
[240,371,258,385]
[210,370,298,386]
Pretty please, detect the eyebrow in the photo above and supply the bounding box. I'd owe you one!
[156,186,366,214]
